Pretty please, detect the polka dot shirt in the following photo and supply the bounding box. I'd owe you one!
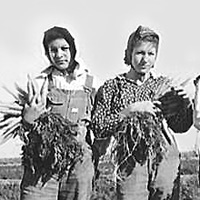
[91,73,193,138]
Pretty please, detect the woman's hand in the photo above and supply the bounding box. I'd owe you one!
[120,101,158,117]
[22,75,48,124]
[157,87,191,117]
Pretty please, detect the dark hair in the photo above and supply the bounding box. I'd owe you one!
[43,26,78,72]
[124,25,159,66]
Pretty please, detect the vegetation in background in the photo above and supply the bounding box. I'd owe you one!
[0,151,199,200]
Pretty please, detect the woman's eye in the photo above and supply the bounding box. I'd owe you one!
[136,51,144,55]
[49,48,57,53]
[148,52,155,56]
[62,47,69,51]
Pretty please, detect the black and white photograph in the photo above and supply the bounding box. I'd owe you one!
[0,0,199,199]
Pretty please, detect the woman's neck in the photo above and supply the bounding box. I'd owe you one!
[52,63,77,77]
[125,68,150,85]
[52,67,67,76]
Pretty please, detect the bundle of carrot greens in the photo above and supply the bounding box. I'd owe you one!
[21,112,83,184]
[113,77,192,180]
[0,78,36,145]
[114,111,166,179]
[0,101,23,145]
[0,77,84,184]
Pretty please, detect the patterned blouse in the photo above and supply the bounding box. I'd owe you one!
[91,73,193,138]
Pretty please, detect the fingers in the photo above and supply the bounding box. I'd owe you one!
[27,75,48,107]
[146,108,156,116]
[27,75,33,104]
[27,74,40,104]
[40,77,48,105]
[160,88,189,102]
[30,76,39,96]
[172,87,190,99]
[150,104,162,116]
[153,100,161,107]
[27,75,35,95]
[30,94,38,106]
[46,106,52,113]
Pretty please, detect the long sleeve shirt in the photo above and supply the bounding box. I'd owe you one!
[91,73,193,138]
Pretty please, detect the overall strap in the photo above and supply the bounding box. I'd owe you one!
[84,74,94,91]
[84,74,96,104]
[47,73,54,91]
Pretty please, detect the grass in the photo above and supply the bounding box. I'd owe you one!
[0,179,20,200]
[0,164,23,180]
[180,175,199,200]
[0,151,199,200]
[0,158,22,200]
[180,151,200,200]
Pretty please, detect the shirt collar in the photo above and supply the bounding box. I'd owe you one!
[118,72,155,85]
[41,64,87,80]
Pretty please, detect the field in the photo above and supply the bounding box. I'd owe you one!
[180,151,200,200]
[0,158,22,200]
[0,152,199,200]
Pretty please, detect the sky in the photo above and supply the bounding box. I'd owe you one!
[0,0,200,157]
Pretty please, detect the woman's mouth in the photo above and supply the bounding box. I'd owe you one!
[56,60,68,65]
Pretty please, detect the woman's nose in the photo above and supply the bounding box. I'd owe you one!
[56,49,63,57]
[142,54,148,62]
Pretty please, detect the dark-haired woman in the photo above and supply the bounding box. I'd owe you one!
[20,26,96,200]
[91,25,193,200]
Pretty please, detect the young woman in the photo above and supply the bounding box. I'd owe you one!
[20,26,96,200]
[91,25,193,200]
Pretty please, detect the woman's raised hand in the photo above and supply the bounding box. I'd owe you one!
[22,75,48,124]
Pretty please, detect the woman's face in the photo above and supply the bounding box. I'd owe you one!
[131,41,157,75]
[48,38,71,71]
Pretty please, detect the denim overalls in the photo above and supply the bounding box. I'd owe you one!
[20,73,95,200]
